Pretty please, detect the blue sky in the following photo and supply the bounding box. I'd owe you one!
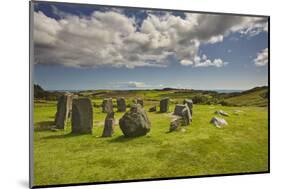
[33,2,268,91]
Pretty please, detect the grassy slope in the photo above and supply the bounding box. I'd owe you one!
[33,100,268,186]
[223,88,268,107]
[78,86,268,107]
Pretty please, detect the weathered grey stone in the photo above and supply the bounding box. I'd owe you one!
[160,98,170,112]
[68,95,78,118]
[169,118,181,132]
[183,99,193,115]
[148,105,157,112]
[174,104,187,116]
[102,112,115,137]
[215,110,229,117]
[117,97,126,112]
[182,107,192,126]
[137,98,144,107]
[55,94,73,129]
[71,98,93,134]
[210,117,228,128]
[102,98,113,113]
[119,104,151,137]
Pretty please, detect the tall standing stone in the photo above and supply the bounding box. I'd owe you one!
[137,98,144,107]
[102,98,113,113]
[182,107,192,126]
[160,98,170,112]
[102,112,115,137]
[119,104,151,137]
[55,93,73,129]
[117,97,126,112]
[183,99,193,115]
[71,98,93,134]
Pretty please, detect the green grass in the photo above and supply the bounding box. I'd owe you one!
[33,100,268,186]
[223,88,268,107]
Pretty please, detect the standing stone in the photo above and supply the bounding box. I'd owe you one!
[68,94,78,118]
[119,104,151,137]
[117,97,126,112]
[183,99,193,115]
[169,118,181,132]
[137,98,144,107]
[102,98,113,113]
[55,93,73,129]
[71,98,93,134]
[182,107,192,126]
[174,104,188,116]
[160,98,170,112]
[102,112,115,137]
[148,105,157,112]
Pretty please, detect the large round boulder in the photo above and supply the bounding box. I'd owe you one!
[119,104,151,137]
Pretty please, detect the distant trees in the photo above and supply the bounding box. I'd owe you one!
[34,84,46,99]
[34,84,62,100]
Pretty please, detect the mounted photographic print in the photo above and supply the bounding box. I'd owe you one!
[29,0,269,188]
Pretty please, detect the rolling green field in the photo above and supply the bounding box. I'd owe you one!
[33,97,268,186]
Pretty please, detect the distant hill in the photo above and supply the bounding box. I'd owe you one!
[221,86,268,107]
[34,84,268,107]
[34,84,46,99]
[34,84,62,100]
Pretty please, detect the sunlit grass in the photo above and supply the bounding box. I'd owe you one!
[33,100,268,186]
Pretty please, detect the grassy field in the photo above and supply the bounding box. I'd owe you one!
[33,98,268,186]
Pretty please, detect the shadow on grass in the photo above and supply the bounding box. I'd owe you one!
[42,132,91,140]
[154,111,172,114]
[108,135,143,143]
[34,121,55,132]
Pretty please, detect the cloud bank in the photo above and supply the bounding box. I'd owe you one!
[254,48,268,66]
[34,7,268,69]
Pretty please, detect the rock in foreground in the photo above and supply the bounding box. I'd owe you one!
[210,117,228,128]
[119,104,151,137]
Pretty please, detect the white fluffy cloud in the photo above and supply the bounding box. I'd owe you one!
[112,81,148,88]
[127,81,147,88]
[33,8,268,69]
[254,48,268,66]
